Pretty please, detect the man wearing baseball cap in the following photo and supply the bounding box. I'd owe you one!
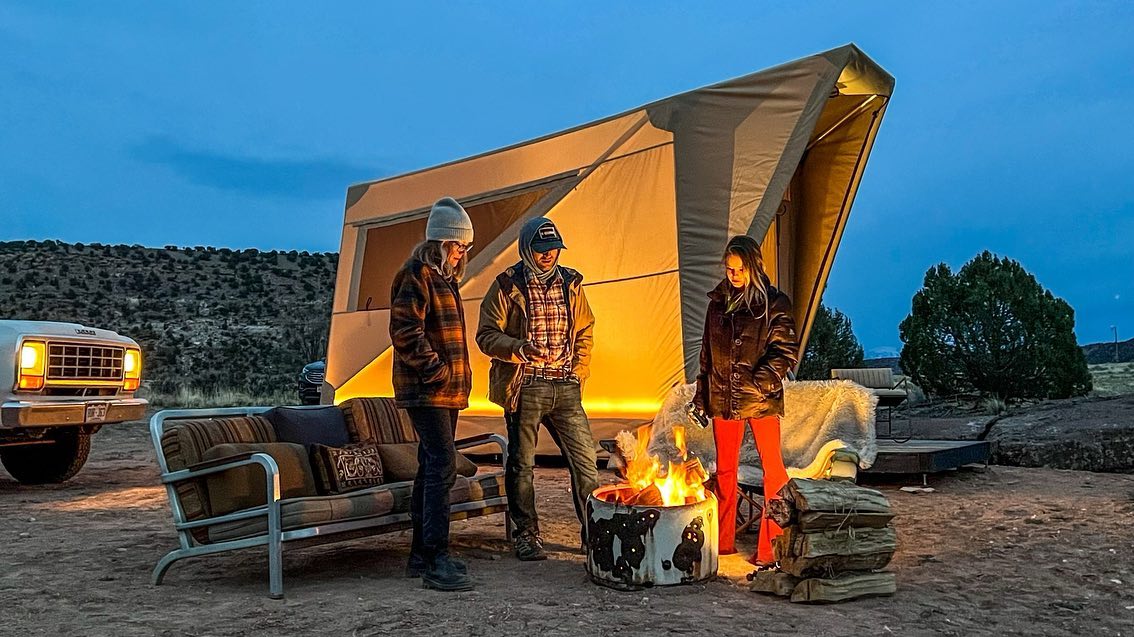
[476,216,599,561]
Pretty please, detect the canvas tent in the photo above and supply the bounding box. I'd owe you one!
[326,44,894,451]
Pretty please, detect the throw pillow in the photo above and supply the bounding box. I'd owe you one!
[375,442,478,483]
[202,442,318,516]
[310,442,385,495]
[264,406,350,452]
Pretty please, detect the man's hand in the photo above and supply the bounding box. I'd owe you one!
[520,342,544,362]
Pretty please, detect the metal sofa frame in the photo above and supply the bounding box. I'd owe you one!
[149,406,509,598]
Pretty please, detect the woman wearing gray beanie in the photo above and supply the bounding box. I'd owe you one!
[389,196,475,591]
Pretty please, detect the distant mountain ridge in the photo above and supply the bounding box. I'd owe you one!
[0,240,336,397]
[865,339,1132,374]
[1082,337,1134,364]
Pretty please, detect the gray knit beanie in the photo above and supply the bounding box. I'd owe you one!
[425,197,474,244]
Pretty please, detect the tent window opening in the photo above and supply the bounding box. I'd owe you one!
[353,185,558,311]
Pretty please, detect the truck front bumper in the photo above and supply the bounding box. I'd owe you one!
[1,398,149,429]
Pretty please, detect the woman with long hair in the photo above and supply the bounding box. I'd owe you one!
[689,235,799,566]
[389,196,475,591]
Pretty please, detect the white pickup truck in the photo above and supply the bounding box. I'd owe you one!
[1,320,147,484]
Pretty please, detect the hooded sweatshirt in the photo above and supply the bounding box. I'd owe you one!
[518,216,561,284]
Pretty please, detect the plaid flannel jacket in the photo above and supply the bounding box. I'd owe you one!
[389,257,471,409]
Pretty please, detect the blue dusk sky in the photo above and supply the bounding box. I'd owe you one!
[2,1,1131,355]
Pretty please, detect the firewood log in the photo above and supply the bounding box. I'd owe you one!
[777,479,892,516]
[774,526,897,577]
[797,511,895,532]
[747,570,800,597]
[789,572,897,603]
[779,552,896,578]
[786,525,897,559]
[767,498,796,528]
[628,484,664,506]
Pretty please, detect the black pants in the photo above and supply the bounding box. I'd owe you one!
[405,407,459,564]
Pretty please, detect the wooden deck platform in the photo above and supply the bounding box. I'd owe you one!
[864,439,991,477]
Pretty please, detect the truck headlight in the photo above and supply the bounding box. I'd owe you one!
[18,341,46,390]
[123,348,142,391]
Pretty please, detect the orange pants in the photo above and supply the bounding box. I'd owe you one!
[713,415,788,564]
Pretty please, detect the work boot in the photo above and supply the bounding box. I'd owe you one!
[514,530,548,562]
[422,555,474,592]
[405,553,467,578]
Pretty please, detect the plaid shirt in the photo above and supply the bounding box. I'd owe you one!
[524,268,570,370]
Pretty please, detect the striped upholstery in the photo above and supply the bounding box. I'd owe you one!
[464,472,506,501]
[205,473,507,542]
[160,415,277,522]
[208,485,399,542]
[341,398,418,444]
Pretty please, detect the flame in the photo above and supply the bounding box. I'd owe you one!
[612,424,709,507]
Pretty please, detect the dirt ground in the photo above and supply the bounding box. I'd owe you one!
[2,419,1134,637]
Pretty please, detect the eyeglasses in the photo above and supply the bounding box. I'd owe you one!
[451,242,473,254]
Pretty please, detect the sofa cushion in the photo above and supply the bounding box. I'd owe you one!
[202,442,318,516]
[375,442,478,482]
[264,406,350,452]
[159,415,277,522]
[311,442,385,495]
[463,471,506,502]
[207,484,400,543]
[204,470,507,543]
[340,397,418,444]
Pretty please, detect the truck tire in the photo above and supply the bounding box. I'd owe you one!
[0,429,92,484]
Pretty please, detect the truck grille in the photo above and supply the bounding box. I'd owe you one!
[47,342,125,381]
[306,371,325,384]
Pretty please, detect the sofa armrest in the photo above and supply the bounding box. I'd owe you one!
[455,432,508,456]
[162,452,285,531]
[185,452,256,474]
[162,452,280,487]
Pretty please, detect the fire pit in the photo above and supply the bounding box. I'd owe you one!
[586,425,719,590]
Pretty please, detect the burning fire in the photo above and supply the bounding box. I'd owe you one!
[608,424,709,507]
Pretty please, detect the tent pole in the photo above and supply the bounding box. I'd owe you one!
[805,95,878,151]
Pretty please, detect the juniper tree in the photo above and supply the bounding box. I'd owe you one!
[899,251,1091,400]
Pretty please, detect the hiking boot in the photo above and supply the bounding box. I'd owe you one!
[514,531,548,561]
[406,553,467,578]
[422,555,474,592]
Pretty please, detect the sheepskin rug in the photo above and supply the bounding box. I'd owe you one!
[619,380,878,476]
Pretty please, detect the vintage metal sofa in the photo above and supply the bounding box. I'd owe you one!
[149,397,508,598]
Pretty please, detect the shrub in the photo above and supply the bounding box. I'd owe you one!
[899,251,1092,400]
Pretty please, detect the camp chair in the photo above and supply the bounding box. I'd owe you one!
[830,368,909,439]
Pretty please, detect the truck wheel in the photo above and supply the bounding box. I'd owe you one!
[0,429,92,484]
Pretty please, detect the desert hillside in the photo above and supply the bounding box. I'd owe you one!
[0,240,336,399]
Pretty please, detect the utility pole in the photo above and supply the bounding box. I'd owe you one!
[1113,326,1120,363]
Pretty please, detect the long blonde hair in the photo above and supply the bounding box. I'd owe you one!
[723,235,769,317]
[411,240,467,281]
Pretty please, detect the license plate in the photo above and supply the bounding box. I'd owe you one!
[84,402,109,423]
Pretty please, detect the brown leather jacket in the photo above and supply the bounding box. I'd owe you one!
[693,280,799,420]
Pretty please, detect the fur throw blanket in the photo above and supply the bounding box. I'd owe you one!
[618,380,878,476]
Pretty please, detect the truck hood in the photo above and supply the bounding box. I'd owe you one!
[0,320,140,347]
